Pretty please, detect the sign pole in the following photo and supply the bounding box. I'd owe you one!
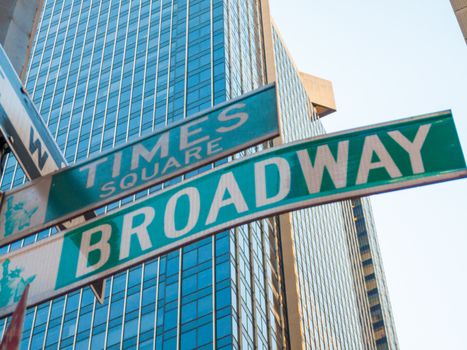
[0,134,8,175]
[0,284,30,350]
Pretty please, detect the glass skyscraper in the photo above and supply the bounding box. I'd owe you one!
[0,0,398,349]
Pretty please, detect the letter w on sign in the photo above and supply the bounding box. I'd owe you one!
[28,127,49,171]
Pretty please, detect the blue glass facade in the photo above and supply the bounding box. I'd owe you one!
[1,0,287,349]
[0,0,397,349]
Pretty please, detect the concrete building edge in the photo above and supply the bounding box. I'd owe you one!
[19,0,45,81]
[258,0,305,349]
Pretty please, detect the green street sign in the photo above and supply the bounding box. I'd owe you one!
[0,84,279,246]
[0,110,465,317]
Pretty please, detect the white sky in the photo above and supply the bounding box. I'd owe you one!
[269,0,467,349]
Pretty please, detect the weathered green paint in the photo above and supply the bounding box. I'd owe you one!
[0,84,279,244]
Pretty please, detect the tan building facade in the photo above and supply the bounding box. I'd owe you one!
[260,1,399,347]
[451,0,467,43]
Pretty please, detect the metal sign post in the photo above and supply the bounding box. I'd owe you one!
[0,110,464,317]
[0,83,280,245]
[0,284,29,350]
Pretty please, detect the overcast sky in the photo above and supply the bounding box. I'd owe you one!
[269,0,467,349]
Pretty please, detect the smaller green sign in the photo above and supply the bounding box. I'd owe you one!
[0,84,279,246]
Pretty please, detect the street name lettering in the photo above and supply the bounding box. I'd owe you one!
[0,84,279,245]
[0,110,465,317]
[79,102,249,198]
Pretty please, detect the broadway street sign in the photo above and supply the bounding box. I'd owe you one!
[0,84,279,246]
[0,110,465,317]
